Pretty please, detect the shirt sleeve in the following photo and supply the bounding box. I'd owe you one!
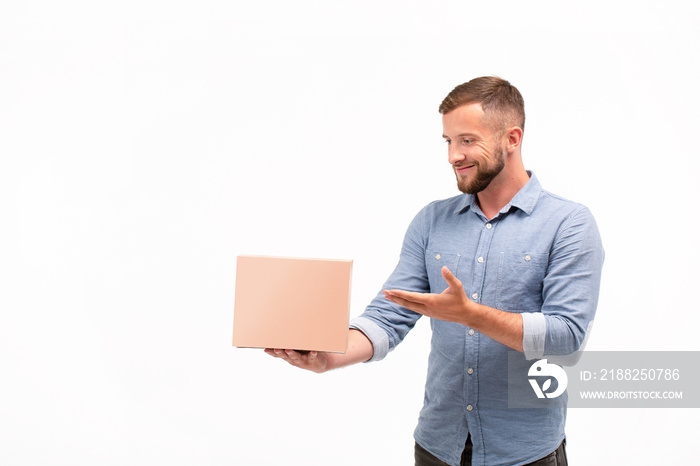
[349,206,431,361]
[522,205,604,361]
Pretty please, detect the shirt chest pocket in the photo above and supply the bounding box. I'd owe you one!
[495,252,548,312]
[426,251,460,293]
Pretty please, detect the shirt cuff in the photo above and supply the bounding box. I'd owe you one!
[349,316,390,362]
[522,312,546,360]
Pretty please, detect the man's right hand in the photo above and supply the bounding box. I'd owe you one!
[263,348,331,373]
[263,329,374,374]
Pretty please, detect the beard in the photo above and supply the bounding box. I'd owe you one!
[455,147,506,194]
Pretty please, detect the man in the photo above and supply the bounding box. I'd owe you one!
[266,77,604,466]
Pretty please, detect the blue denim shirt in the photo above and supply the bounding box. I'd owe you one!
[351,173,604,466]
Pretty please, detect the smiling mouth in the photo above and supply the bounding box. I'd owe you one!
[454,164,475,174]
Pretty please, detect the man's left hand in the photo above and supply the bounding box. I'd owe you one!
[383,266,473,326]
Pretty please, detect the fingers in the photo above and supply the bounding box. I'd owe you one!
[308,351,317,364]
[286,349,314,362]
[264,348,304,360]
[441,266,463,290]
[383,290,429,314]
[264,348,285,361]
[384,268,461,307]
[264,348,320,368]
[384,289,423,303]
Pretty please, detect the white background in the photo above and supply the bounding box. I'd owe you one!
[1,1,699,464]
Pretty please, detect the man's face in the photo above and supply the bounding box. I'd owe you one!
[442,103,506,195]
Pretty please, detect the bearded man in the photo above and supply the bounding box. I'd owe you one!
[267,77,604,466]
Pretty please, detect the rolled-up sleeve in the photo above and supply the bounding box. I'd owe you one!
[349,316,390,362]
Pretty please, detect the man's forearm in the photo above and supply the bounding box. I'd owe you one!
[326,329,374,371]
[466,303,524,352]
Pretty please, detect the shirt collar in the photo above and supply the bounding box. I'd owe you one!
[453,171,542,215]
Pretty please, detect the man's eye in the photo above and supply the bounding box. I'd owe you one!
[445,140,451,145]
[463,139,471,144]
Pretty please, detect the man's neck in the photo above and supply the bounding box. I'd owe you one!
[475,169,530,220]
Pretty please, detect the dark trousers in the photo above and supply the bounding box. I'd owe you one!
[415,435,568,466]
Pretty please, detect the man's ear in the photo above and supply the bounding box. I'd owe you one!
[505,126,523,152]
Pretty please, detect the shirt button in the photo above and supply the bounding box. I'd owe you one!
[524,254,531,261]
[468,329,475,336]
[466,404,473,411]
[467,368,474,375]
[471,293,479,300]
[486,223,492,229]
[435,254,441,260]
[477,257,484,263]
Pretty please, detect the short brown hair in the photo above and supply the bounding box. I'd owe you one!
[439,76,525,132]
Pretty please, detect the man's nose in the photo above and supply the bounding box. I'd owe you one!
[448,146,466,166]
